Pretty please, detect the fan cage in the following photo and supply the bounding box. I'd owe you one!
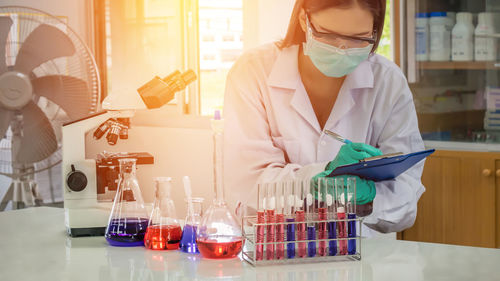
[0,6,100,176]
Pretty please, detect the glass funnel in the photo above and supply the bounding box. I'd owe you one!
[179,197,204,253]
[105,158,149,247]
[144,177,182,250]
[196,111,243,259]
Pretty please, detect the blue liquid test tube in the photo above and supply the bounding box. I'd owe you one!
[328,178,337,256]
[347,177,357,255]
[285,181,296,259]
[306,179,316,257]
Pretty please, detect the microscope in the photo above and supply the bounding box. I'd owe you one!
[63,70,196,237]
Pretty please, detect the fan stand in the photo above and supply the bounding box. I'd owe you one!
[0,176,42,211]
[0,116,43,211]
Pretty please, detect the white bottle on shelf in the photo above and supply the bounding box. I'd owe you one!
[452,12,474,61]
[416,13,429,61]
[430,12,452,61]
[474,12,497,61]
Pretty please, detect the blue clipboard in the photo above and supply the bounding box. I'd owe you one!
[327,149,435,182]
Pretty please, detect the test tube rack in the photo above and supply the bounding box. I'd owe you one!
[241,215,362,266]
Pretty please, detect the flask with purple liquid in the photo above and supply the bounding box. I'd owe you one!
[105,158,149,247]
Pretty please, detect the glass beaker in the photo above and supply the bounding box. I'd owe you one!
[196,111,243,259]
[105,158,149,247]
[179,197,204,254]
[144,177,182,250]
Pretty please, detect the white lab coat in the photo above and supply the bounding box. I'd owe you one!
[223,43,425,235]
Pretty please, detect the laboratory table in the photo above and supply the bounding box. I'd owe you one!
[1,207,500,281]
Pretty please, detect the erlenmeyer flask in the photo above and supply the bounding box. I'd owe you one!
[197,111,243,259]
[105,158,149,246]
[179,197,204,253]
[144,177,182,250]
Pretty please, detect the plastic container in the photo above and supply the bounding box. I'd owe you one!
[430,12,452,61]
[452,12,475,61]
[475,12,497,61]
[416,13,429,61]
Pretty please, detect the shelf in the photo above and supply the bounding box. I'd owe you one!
[418,61,500,70]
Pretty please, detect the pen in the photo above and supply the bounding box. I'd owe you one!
[324,130,352,144]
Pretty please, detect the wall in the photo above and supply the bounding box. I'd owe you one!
[243,0,295,50]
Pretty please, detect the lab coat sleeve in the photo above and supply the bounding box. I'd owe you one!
[364,69,426,233]
[223,59,326,213]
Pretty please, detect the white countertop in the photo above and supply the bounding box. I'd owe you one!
[1,207,500,281]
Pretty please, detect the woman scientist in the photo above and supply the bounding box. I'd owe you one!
[223,0,425,235]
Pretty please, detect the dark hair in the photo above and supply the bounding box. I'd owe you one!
[278,0,386,53]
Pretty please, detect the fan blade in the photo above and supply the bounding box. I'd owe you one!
[0,16,13,73]
[0,108,13,139]
[16,101,57,163]
[14,24,75,74]
[32,75,92,119]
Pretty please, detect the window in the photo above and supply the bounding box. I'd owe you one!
[94,0,197,113]
[198,0,243,116]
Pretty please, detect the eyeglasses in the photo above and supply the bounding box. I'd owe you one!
[305,13,376,49]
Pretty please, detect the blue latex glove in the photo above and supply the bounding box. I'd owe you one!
[312,143,382,205]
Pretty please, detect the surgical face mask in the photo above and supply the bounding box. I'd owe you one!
[303,19,373,78]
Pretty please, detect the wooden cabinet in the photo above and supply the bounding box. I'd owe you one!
[399,150,500,248]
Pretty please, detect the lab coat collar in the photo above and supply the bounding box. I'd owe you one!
[268,45,301,89]
[343,57,374,90]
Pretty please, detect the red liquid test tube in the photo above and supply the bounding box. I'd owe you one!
[266,209,275,260]
[318,207,328,256]
[256,211,265,261]
[296,210,306,257]
[337,207,347,255]
[276,213,285,259]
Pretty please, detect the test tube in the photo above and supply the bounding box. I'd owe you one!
[328,178,337,256]
[266,182,276,260]
[256,183,266,261]
[336,178,347,255]
[317,178,328,256]
[347,177,357,255]
[275,182,285,260]
[307,179,316,257]
[285,181,296,259]
[295,180,307,258]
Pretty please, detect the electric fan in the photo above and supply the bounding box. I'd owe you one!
[0,6,100,209]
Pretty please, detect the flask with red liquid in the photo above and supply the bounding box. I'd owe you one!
[105,158,149,247]
[144,177,182,250]
[196,111,243,259]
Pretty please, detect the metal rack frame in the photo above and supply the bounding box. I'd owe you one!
[241,215,363,266]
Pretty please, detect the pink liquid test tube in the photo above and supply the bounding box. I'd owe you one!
[275,183,285,260]
[266,183,276,260]
[334,177,347,255]
[296,180,307,258]
[296,210,306,257]
[337,207,347,255]
[317,178,328,256]
[255,183,266,261]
